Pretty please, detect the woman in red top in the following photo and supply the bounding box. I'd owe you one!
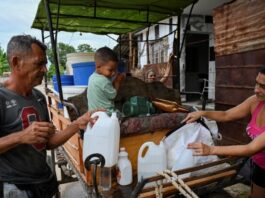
[183,66,265,198]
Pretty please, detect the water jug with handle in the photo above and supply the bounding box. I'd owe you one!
[137,141,167,182]
[83,111,120,167]
[117,147,132,185]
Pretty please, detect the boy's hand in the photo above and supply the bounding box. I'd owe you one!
[113,73,125,90]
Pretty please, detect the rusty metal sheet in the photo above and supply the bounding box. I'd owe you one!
[214,48,265,144]
[213,0,265,56]
[215,48,265,66]
[216,67,258,87]
[215,86,254,106]
[216,103,251,145]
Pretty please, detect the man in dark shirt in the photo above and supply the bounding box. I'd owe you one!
[0,35,93,198]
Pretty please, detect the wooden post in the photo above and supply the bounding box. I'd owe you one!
[129,32,132,70]
[146,26,150,64]
[132,47,136,68]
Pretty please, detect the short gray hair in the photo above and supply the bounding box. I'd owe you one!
[7,35,47,65]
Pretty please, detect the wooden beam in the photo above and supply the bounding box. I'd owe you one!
[139,170,237,198]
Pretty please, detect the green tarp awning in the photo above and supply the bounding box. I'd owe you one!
[31,0,195,34]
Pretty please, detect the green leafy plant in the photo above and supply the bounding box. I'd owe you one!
[47,64,65,81]
[77,43,95,52]
[0,47,10,75]
[47,42,76,69]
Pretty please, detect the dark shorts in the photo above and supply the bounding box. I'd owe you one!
[252,162,265,188]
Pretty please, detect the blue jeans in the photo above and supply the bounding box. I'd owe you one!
[3,183,31,198]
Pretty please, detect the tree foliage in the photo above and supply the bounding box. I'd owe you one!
[47,64,65,81]
[0,47,10,75]
[46,42,95,80]
[77,44,95,52]
[47,42,76,68]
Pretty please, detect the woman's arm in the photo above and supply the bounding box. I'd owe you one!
[187,131,265,157]
[183,95,255,123]
[160,54,174,83]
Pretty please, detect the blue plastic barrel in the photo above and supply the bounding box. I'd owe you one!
[52,75,74,92]
[118,61,126,73]
[72,62,95,85]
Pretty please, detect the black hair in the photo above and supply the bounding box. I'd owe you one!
[6,35,47,65]
[94,47,118,64]
[259,65,265,75]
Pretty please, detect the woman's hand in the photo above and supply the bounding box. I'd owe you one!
[182,111,204,124]
[187,142,213,156]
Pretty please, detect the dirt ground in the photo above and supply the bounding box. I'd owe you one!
[201,183,250,198]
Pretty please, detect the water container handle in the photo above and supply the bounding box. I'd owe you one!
[89,111,108,129]
[138,141,154,160]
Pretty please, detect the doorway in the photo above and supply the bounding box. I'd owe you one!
[185,33,209,101]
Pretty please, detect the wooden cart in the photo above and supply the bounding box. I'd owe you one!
[31,0,249,196]
[46,89,246,197]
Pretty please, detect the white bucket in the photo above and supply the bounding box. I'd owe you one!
[66,52,95,74]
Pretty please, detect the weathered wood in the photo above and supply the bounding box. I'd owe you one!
[139,170,236,198]
[214,0,265,145]
[213,0,265,56]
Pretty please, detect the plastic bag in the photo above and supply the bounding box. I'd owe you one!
[163,122,219,173]
[191,107,222,141]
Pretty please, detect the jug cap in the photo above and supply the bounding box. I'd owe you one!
[119,147,128,157]
[120,147,126,151]
[111,112,117,118]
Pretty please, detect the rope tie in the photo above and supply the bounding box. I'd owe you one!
[156,170,198,198]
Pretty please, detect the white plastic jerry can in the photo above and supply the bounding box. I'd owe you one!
[137,141,167,182]
[83,112,120,167]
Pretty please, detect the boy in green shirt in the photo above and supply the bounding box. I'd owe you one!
[87,47,124,114]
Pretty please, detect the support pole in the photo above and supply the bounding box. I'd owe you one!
[129,32,132,69]
[172,15,181,90]
[119,34,122,60]
[44,0,64,102]
[41,29,49,91]
[179,1,196,57]
[146,26,150,64]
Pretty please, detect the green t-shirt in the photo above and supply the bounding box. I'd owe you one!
[87,72,117,113]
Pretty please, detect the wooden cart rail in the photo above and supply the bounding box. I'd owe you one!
[135,157,245,198]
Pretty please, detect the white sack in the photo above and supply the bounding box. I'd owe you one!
[163,122,219,172]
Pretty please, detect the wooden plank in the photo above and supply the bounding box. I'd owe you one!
[49,106,71,125]
[139,170,236,198]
